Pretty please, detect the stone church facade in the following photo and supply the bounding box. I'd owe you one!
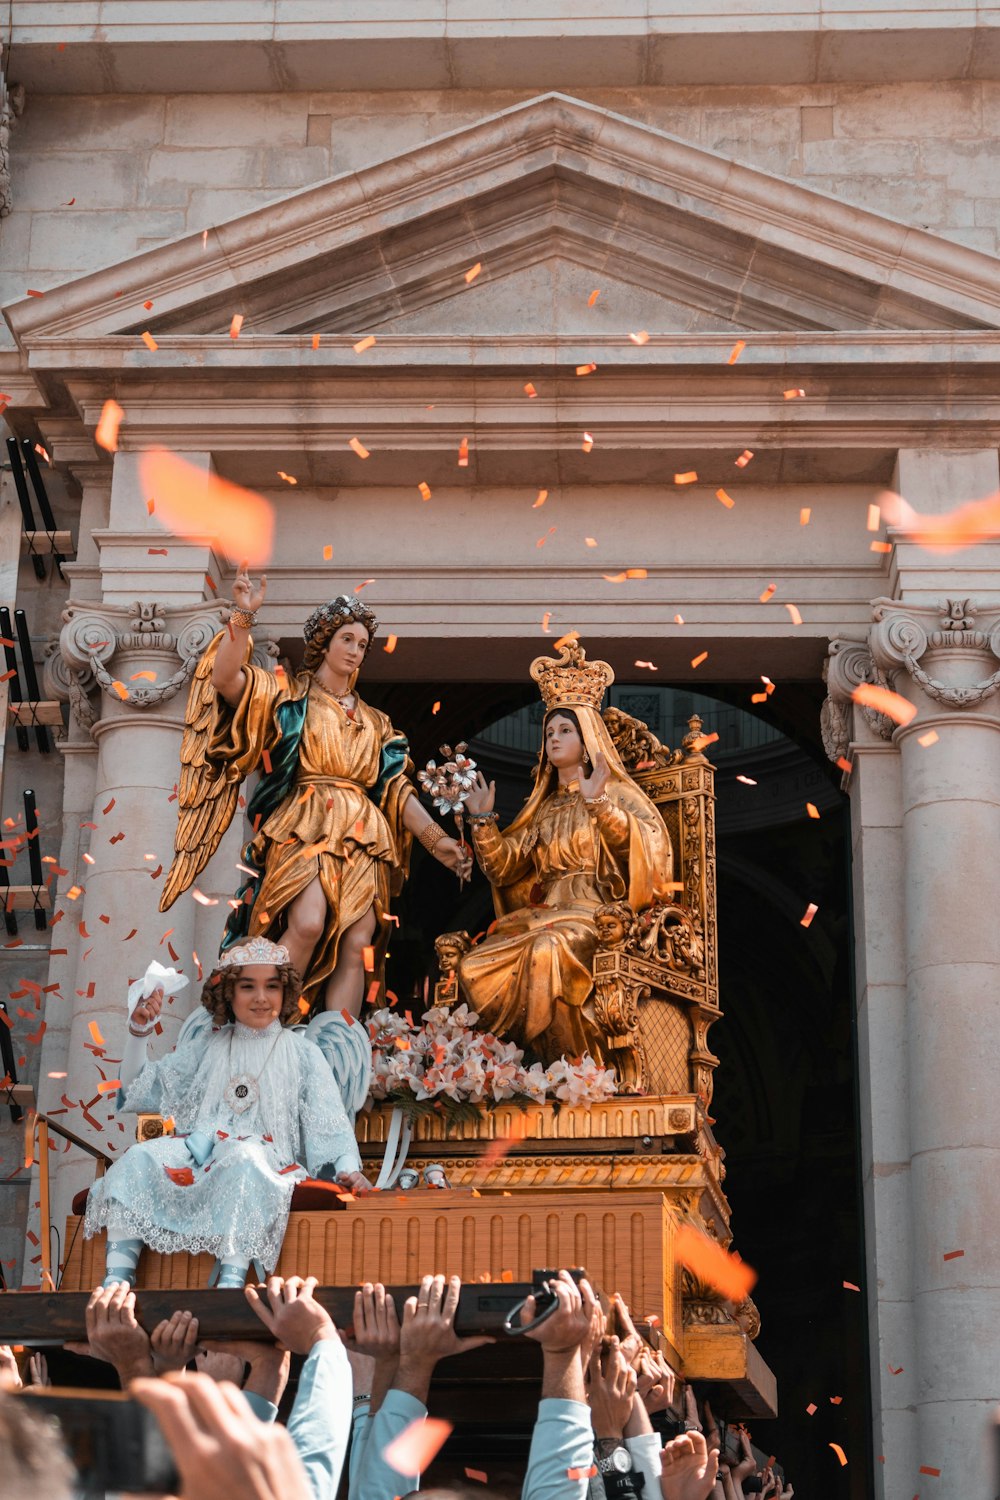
[1,7,999,1497]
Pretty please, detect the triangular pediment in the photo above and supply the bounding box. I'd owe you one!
[7,92,1000,347]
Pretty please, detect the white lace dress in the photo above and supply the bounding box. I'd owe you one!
[84,1010,365,1270]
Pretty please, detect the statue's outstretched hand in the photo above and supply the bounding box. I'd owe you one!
[232,559,267,615]
[580,751,610,801]
[437,837,473,880]
[464,770,495,816]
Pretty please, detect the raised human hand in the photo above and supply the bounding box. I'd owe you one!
[588,1338,637,1441]
[196,1347,246,1385]
[232,561,267,617]
[464,770,496,816]
[659,1430,720,1500]
[76,1282,154,1383]
[732,1426,756,1483]
[132,1370,312,1500]
[579,752,611,802]
[399,1274,494,1371]
[637,1346,677,1413]
[28,1351,51,1387]
[348,1282,401,1362]
[520,1269,596,1353]
[0,1343,22,1390]
[132,983,164,1030]
[151,1310,201,1373]
[245,1275,338,1356]
[611,1292,644,1367]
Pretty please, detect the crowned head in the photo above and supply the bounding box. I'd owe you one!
[202,936,303,1027]
[302,595,378,673]
[530,639,615,714]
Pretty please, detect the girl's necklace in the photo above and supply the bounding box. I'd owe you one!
[223,1026,283,1116]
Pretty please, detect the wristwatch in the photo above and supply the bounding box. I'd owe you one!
[595,1441,633,1475]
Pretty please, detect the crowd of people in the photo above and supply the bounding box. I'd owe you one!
[0,1269,793,1500]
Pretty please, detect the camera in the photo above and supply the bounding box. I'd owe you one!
[19,1388,179,1495]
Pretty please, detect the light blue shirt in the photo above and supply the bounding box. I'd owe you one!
[285,1337,353,1500]
[523,1398,593,1500]
[349,1388,425,1500]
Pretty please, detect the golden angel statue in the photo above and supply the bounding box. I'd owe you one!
[160,567,471,1014]
[457,641,674,1065]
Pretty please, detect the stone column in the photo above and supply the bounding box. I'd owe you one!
[827,598,1000,1497]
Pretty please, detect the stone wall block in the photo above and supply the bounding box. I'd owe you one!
[834,80,981,140]
[144,146,265,197]
[16,149,145,211]
[164,94,310,147]
[262,145,333,189]
[27,208,187,273]
[910,1148,1000,1293]
[15,94,168,152]
[903,803,1000,970]
[907,965,1000,1156]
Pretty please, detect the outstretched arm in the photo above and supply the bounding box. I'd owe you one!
[212,561,266,706]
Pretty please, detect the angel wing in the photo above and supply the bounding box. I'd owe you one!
[159,633,250,912]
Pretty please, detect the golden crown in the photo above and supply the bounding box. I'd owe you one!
[530,639,615,712]
[216,936,291,970]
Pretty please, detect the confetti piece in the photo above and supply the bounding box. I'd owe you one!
[629,330,650,346]
[140,450,275,567]
[690,731,719,753]
[141,330,158,352]
[691,651,708,668]
[918,729,939,747]
[829,1444,848,1467]
[383,635,397,654]
[229,314,244,340]
[715,489,735,509]
[584,536,597,547]
[806,803,820,819]
[464,1469,489,1484]
[852,683,917,726]
[524,382,538,398]
[568,1467,598,1481]
[311,334,320,350]
[536,526,556,548]
[277,471,297,485]
[727,340,746,364]
[110,681,129,701]
[736,775,757,786]
[323,545,333,560]
[26,289,45,298]
[880,486,1000,554]
[800,507,811,525]
[870,540,892,553]
[382,1417,452,1474]
[675,1224,756,1301]
[88,1021,106,1047]
[587,289,600,307]
[191,888,218,906]
[98,1080,121,1095]
[867,503,881,531]
[837,756,853,774]
[783,388,805,400]
[576,362,597,376]
[943,1249,964,1261]
[533,489,549,508]
[82,852,95,865]
[418,482,432,501]
[735,450,754,468]
[674,471,698,485]
[806,1403,818,1415]
[143,299,153,310]
[541,612,552,633]
[348,437,370,459]
[919,1467,940,1477]
[785,603,803,625]
[130,671,157,682]
[353,335,376,354]
[262,750,272,774]
[888,1364,904,1375]
[801,902,819,927]
[674,614,684,625]
[95,400,125,453]
[843,1280,860,1291]
[635,660,658,671]
[553,631,579,651]
[464,263,482,284]
[581,432,594,452]
[164,1165,195,1187]
[432,701,441,715]
[458,437,469,467]
[759,583,776,603]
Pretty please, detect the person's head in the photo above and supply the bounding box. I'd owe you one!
[302,595,378,678]
[542,707,590,773]
[0,1392,74,1500]
[202,938,302,1028]
[434,931,471,974]
[594,900,634,948]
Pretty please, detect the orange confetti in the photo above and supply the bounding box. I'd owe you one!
[431,701,441,715]
[277,471,298,485]
[568,1467,598,1481]
[806,803,820,819]
[785,603,803,625]
[533,489,549,508]
[382,1416,452,1474]
[584,536,597,547]
[691,651,708,668]
[581,432,594,452]
[141,330,159,352]
[634,660,658,671]
[553,631,579,651]
[98,1080,121,1095]
[675,1224,756,1302]
[918,730,939,747]
[95,399,125,453]
[418,482,432,501]
[800,507,811,525]
[130,671,157,682]
[715,489,735,509]
[191,889,219,906]
[536,527,556,548]
[801,902,819,927]
[229,314,244,340]
[458,437,469,467]
[629,330,649,345]
[806,1403,817,1416]
[576,362,597,376]
[735,450,754,468]
[26,289,45,298]
[852,683,917,726]
[587,289,601,307]
[843,1280,860,1291]
[919,1466,941,1477]
[311,334,320,350]
[143,299,153,310]
[110,681,129,701]
[943,1249,964,1261]
[727,339,746,364]
[541,612,552,633]
[464,263,482,284]
[870,540,892,554]
[836,756,853,774]
[759,583,776,602]
[879,485,1000,554]
[164,1165,195,1187]
[674,471,698,485]
[689,731,719,752]
[888,1364,904,1375]
[348,437,370,460]
[783,388,805,400]
[674,614,684,625]
[736,775,757,786]
[524,382,538,398]
[88,1021,106,1048]
[140,450,275,567]
[829,1444,848,1467]
[867,503,881,531]
[383,635,398,655]
[353,335,376,354]
[464,1469,489,1484]
[323,545,333,560]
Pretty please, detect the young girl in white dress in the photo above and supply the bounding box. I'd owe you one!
[84,936,372,1289]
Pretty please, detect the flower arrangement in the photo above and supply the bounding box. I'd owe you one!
[365,1002,617,1120]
